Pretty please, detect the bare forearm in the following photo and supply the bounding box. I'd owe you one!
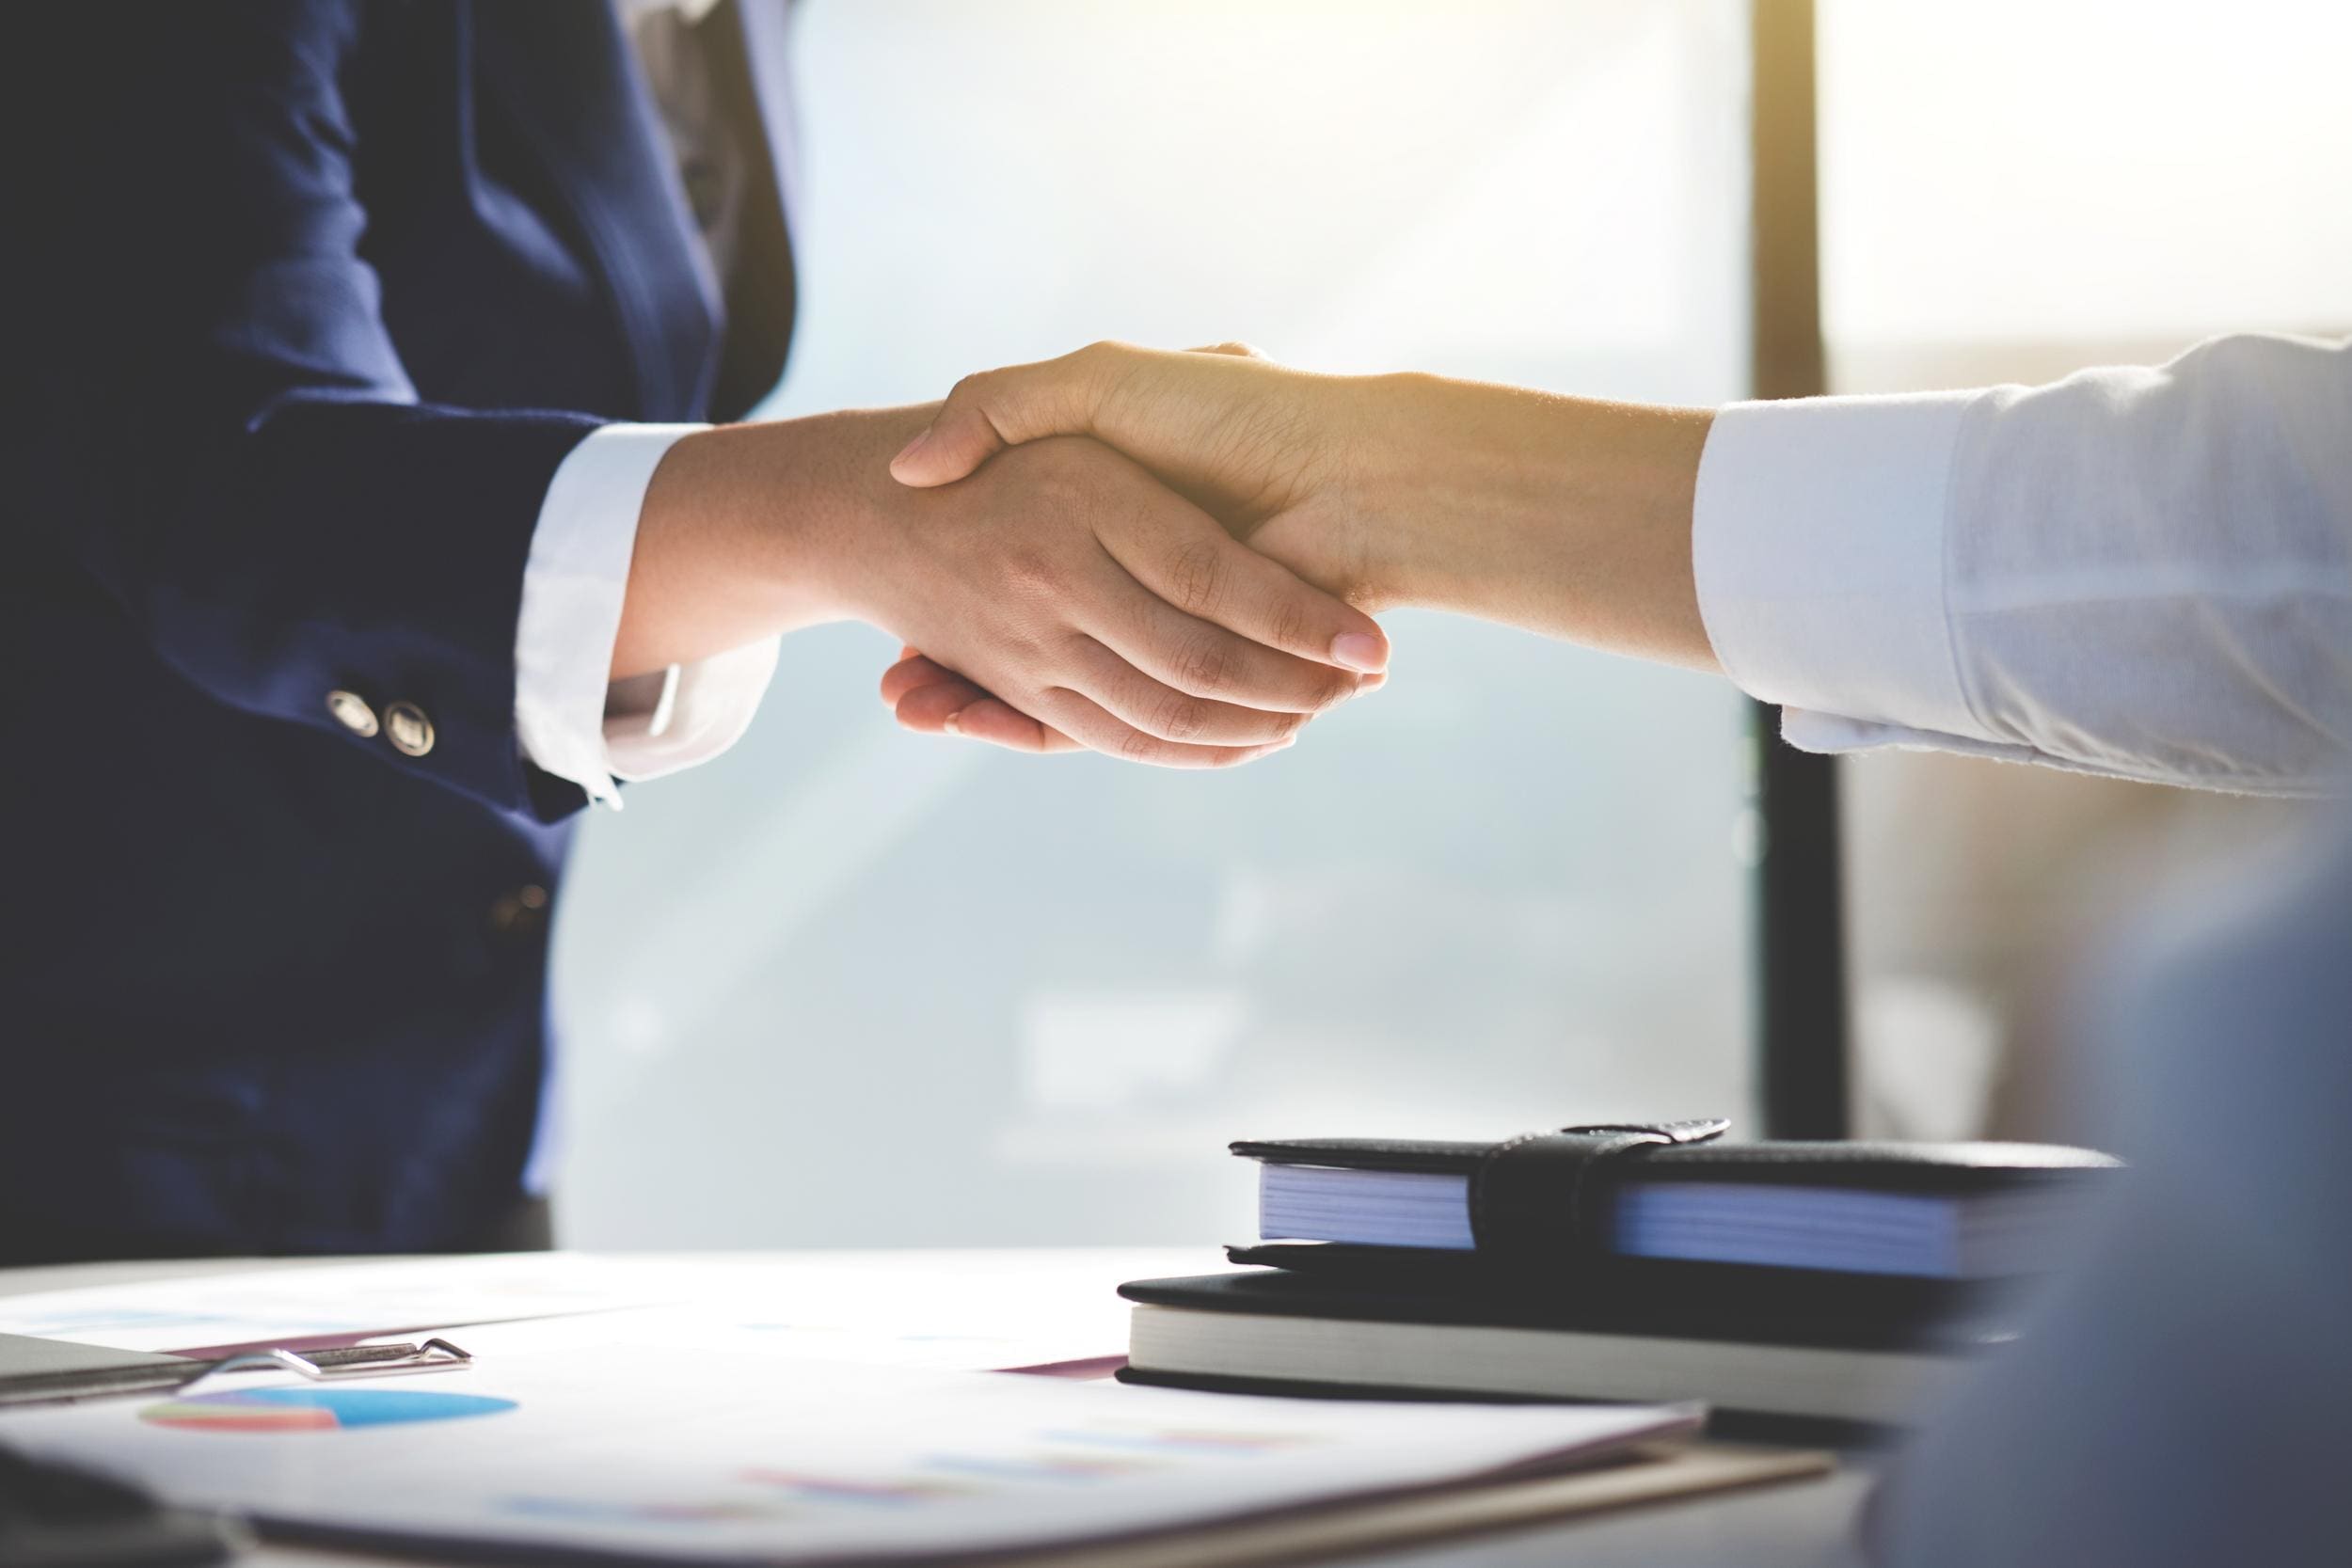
[1351,375,1718,672]
[611,404,935,679]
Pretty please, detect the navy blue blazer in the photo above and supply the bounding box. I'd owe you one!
[2,1,798,1261]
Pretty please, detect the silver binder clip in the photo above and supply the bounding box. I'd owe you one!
[179,1338,473,1393]
[0,1338,475,1409]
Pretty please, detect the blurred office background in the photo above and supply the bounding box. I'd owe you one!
[549,0,2352,1246]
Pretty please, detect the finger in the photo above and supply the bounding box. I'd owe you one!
[1116,612,1363,716]
[1025,685,1293,770]
[890,341,1157,488]
[893,674,988,730]
[880,650,963,708]
[898,678,1084,752]
[882,650,1001,736]
[890,671,995,736]
[1089,578,1371,718]
[1098,512,1389,676]
[1184,341,1269,359]
[882,654,1082,751]
[1060,633,1312,747]
[892,341,1301,499]
[895,680,1057,750]
[944,697,1084,752]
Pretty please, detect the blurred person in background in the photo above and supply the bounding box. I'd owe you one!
[1,3,1385,1264]
[883,335,2352,1562]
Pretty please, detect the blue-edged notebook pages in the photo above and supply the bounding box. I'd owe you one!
[1258,1163,2087,1278]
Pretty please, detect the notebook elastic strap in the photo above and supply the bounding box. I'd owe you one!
[1470,1118,1731,1267]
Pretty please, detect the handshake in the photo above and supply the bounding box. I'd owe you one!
[618,343,1720,766]
[880,342,1393,767]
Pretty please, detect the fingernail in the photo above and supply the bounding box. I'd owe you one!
[942,712,962,736]
[1329,632,1388,673]
[890,428,931,469]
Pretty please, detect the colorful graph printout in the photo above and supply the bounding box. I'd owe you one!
[140,1387,518,1433]
[0,1343,1702,1564]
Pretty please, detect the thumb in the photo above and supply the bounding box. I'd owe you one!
[889,341,1134,488]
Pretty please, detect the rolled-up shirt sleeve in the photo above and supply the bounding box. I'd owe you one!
[1692,333,2352,795]
[516,422,781,808]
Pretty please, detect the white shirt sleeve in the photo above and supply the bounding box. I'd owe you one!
[515,422,782,809]
[1692,332,2352,796]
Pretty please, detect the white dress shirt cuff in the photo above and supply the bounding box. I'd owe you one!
[516,422,780,809]
[604,636,782,782]
[1692,390,1997,753]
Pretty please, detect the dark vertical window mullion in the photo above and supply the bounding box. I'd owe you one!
[1745,0,1852,1139]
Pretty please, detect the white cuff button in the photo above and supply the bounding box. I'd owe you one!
[326,689,379,737]
[385,700,437,757]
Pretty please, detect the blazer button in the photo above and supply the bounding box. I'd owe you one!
[326,689,379,737]
[384,700,436,757]
[490,883,549,937]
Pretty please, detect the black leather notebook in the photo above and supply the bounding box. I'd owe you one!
[1129,1262,1994,1350]
[1119,1268,2003,1426]
[1236,1120,2118,1280]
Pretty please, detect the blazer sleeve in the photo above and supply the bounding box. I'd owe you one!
[20,1,607,820]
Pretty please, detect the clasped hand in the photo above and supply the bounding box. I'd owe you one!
[877,343,1385,758]
[857,428,1384,767]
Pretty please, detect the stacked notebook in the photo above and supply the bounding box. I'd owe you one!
[1120,1119,2120,1425]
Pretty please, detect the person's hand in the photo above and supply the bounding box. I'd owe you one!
[893,341,1377,587]
[879,344,1391,747]
[849,432,1389,766]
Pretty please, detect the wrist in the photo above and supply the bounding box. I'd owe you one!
[1326,372,1553,612]
[1253,372,1459,612]
[614,407,934,676]
[1337,372,1498,609]
[1345,376,1716,667]
[711,404,939,630]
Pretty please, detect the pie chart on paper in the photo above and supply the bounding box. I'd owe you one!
[139,1386,517,1433]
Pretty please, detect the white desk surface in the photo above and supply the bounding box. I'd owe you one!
[0,1251,1871,1568]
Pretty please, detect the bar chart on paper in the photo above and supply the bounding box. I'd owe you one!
[139,1387,519,1434]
